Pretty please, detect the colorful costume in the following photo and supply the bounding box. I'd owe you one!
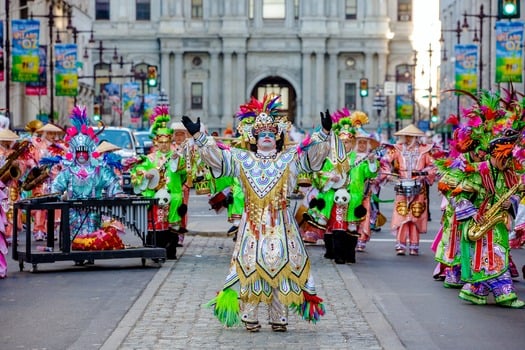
[385,124,436,256]
[131,107,187,259]
[184,95,334,331]
[26,122,67,241]
[51,106,123,237]
[0,127,24,278]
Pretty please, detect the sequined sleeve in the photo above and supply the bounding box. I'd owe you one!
[298,129,334,173]
[193,133,234,178]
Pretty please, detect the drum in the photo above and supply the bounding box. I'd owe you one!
[297,173,312,187]
[394,179,422,197]
[194,180,211,195]
[327,204,348,232]
[299,220,325,243]
[208,191,228,213]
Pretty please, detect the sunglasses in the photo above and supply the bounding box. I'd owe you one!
[259,132,276,138]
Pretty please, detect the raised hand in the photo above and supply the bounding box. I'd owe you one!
[181,116,201,136]
[320,109,332,132]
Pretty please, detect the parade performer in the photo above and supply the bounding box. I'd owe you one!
[51,106,124,238]
[26,122,67,241]
[385,124,436,256]
[434,124,485,288]
[208,174,245,241]
[171,122,192,244]
[183,95,335,332]
[131,106,187,259]
[0,127,25,278]
[351,128,381,254]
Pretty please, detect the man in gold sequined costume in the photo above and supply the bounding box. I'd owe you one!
[182,95,338,332]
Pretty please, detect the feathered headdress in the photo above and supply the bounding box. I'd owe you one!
[150,105,173,140]
[331,108,356,140]
[235,94,289,144]
[64,105,101,161]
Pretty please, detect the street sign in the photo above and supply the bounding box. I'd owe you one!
[373,96,387,110]
[384,81,396,96]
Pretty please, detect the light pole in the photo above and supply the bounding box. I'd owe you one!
[30,2,73,123]
[439,20,477,119]
[462,4,499,91]
[372,85,386,139]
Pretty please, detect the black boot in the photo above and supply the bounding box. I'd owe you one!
[347,233,358,264]
[333,230,348,264]
[323,234,334,259]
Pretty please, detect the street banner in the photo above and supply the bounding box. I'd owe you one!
[54,43,78,96]
[11,19,40,82]
[395,95,413,120]
[144,94,158,122]
[25,45,47,96]
[455,44,478,94]
[0,21,4,82]
[495,21,524,83]
[123,82,141,123]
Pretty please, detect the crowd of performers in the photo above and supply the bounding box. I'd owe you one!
[2,88,525,321]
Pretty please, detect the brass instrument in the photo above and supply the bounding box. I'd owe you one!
[467,183,525,241]
[21,166,50,191]
[0,140,29,185]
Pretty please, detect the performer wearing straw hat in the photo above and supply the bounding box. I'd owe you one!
[384,123,436,256]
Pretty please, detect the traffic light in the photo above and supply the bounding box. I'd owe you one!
[359,78,368,97]
[93,104,101,122]
[147,65,158,87]
[498,0,520,19]
[431,107,439,123]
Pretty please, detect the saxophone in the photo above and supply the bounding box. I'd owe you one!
[0,140,30,185]
[467,182,525,241]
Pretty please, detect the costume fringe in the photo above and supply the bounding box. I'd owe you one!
[204,288,241,327]
[290,291,326,323]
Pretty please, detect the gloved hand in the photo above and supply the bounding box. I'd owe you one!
[181,116,201,136]
[320,109,332,132]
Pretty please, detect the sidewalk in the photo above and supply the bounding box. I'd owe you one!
[100,192,405,349]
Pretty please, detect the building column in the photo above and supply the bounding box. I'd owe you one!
[237,52,246,103]
[209,52,220,123]
[315,51,325,117]
[160,52,170,102]
[301,52,312,129]
[222,52,233,125]
[328,52,338,110]
[174,52,184,116]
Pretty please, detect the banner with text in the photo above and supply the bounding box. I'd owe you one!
[455,44,478,94]
[26,45,47,96]
[11,19,40,82]
[495,21,524,83]
[54,43,78,96]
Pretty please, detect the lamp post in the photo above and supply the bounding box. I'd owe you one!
[423,43,433,126]
[439,20,477,119]
[372,85,386,139]
[462,4,499,91]
[30,2,73,123]
[134,67,147,130]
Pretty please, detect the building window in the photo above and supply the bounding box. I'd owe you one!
[95,0,110,20]
[345,0,357,20]
[249,0,254,19]
[263,0,285,19]
[192,0,203,19]
[344,83,357,110]
[398,0,412,21]
[191,83,203,110]
[136,0,150,21]
[294,0,299,19]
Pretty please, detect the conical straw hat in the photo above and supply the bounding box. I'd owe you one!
[0,128,20,141]
[394,124,425,137]
[95,141,121,153]
[37,123,65,133]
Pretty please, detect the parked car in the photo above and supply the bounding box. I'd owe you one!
[93,126,141,194]
[134,130,154,155]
